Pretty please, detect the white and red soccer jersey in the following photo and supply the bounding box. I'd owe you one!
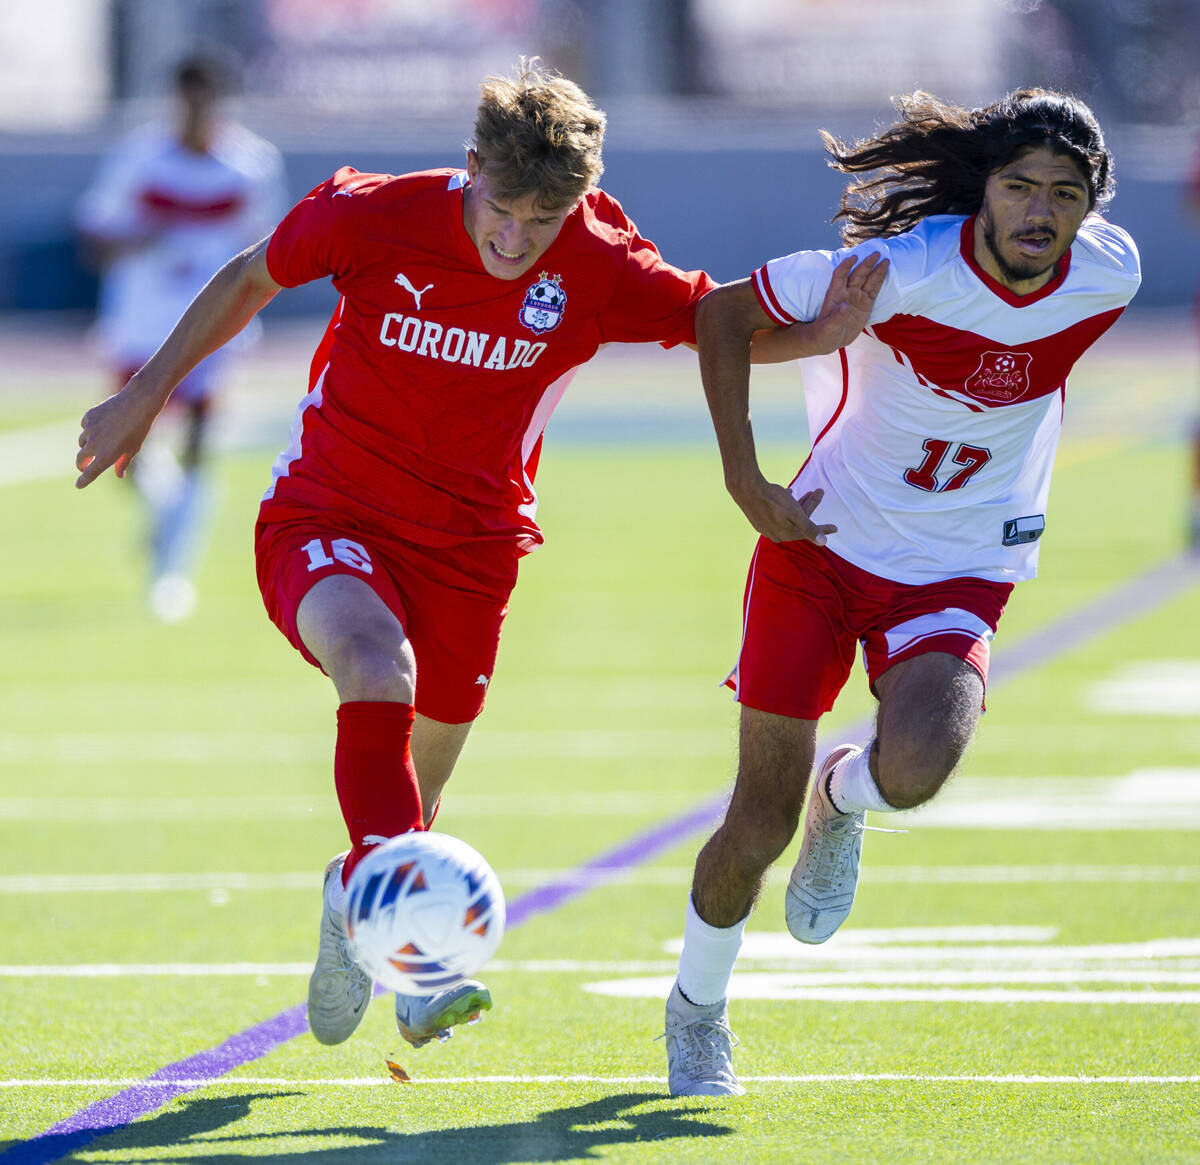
[75,121,285,367]
[753,213,1141,584]
[261,166,715,551]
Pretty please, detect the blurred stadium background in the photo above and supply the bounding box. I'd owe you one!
[2,0,1199,317]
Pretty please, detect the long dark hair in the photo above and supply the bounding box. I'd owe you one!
[822,88,1114,244]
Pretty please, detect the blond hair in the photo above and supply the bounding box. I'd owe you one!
[472,58,606,208]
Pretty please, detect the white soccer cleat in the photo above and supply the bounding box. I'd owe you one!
[394,979,492,1048]
[148,573,196,623]
[662,981,744,1097]
[307,853,373,1045]
[785,744,866,944]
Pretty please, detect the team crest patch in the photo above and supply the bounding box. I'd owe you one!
[520,272,566,334]
[963,350,1033,404]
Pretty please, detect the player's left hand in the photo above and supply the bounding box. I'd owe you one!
[728,474,838,546]
[75,387,159,488]
[805,252,889,354]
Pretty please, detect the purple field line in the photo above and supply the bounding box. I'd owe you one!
[5,550,1197,1163]
[988,552,1199,687]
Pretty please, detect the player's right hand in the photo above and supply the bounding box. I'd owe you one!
[730,479,838,545]
[806,251,889,354]
[75,390,157,488]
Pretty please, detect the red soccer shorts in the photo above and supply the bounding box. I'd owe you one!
[255,517,519,724]
[727,537,1014,720]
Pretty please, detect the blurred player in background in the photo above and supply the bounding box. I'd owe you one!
[1187,143,1200,550]
[75,57,879,1060]
[666,88,1141,1095]
[75,51,285,621]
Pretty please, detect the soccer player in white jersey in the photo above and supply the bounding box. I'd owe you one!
[76,53,285,620]
[75,60,881,1058]
[665,88,1141,1096]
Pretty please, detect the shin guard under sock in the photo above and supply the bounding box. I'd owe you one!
[335,701,422,885]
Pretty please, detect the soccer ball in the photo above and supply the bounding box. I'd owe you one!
[344,831,505,995]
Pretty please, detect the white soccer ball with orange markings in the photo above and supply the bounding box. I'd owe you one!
[344,832,506,995]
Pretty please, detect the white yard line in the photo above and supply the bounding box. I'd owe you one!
[0,730,727,765]
[6,770,1199,826]
[727,936,1200,963]
[0,789,708,820]
[0,420,79,487]
[1087,660,1200,717]
[7,964,1200,983]
[860,865,1200,884]
[0,963,314,976]
[2,1074,1197,1088]
[586,978,1200,1004]
[7,931,1200,983]
[3,866,1198,895]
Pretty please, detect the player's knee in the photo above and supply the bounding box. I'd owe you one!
[325,630,415,702]
[874,736,955,809]
[722,802,798,871]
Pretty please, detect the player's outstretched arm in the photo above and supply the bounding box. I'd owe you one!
[697,281,837,545]
[75,237,282,488]
[750,252,888,363]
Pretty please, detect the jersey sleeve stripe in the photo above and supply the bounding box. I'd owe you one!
[753,265,798,326]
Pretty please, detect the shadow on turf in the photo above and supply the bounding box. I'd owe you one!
[26,1088,734,1162]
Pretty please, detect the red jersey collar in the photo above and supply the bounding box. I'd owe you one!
[959,213,1071,307]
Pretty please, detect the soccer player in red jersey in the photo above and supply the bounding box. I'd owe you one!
[664,89,1140,1095]
[75,60,881,1053]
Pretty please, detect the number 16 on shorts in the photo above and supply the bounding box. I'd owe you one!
[301,537,374,574]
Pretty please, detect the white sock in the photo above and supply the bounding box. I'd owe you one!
[327,869,348,914]
[675,893,746,1007]
[827,740,896,814]
[134,442,184,509]
[153,468,211,579]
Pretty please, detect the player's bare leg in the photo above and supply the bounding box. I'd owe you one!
[871,651,984,809]
[694,708,818,928]
[297,573,417,704]
[411,715,473,827]
[787,650,985,943]
[666,708,816,1095]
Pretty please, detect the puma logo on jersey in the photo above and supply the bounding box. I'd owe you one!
[475,674,490,689]
[394,272,434,309]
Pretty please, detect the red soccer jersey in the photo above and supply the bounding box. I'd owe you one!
[261,167,714,550]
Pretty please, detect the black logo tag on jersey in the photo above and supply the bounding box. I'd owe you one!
[1002,514,1045,546]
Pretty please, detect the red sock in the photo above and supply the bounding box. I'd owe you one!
[335,701,423,885]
